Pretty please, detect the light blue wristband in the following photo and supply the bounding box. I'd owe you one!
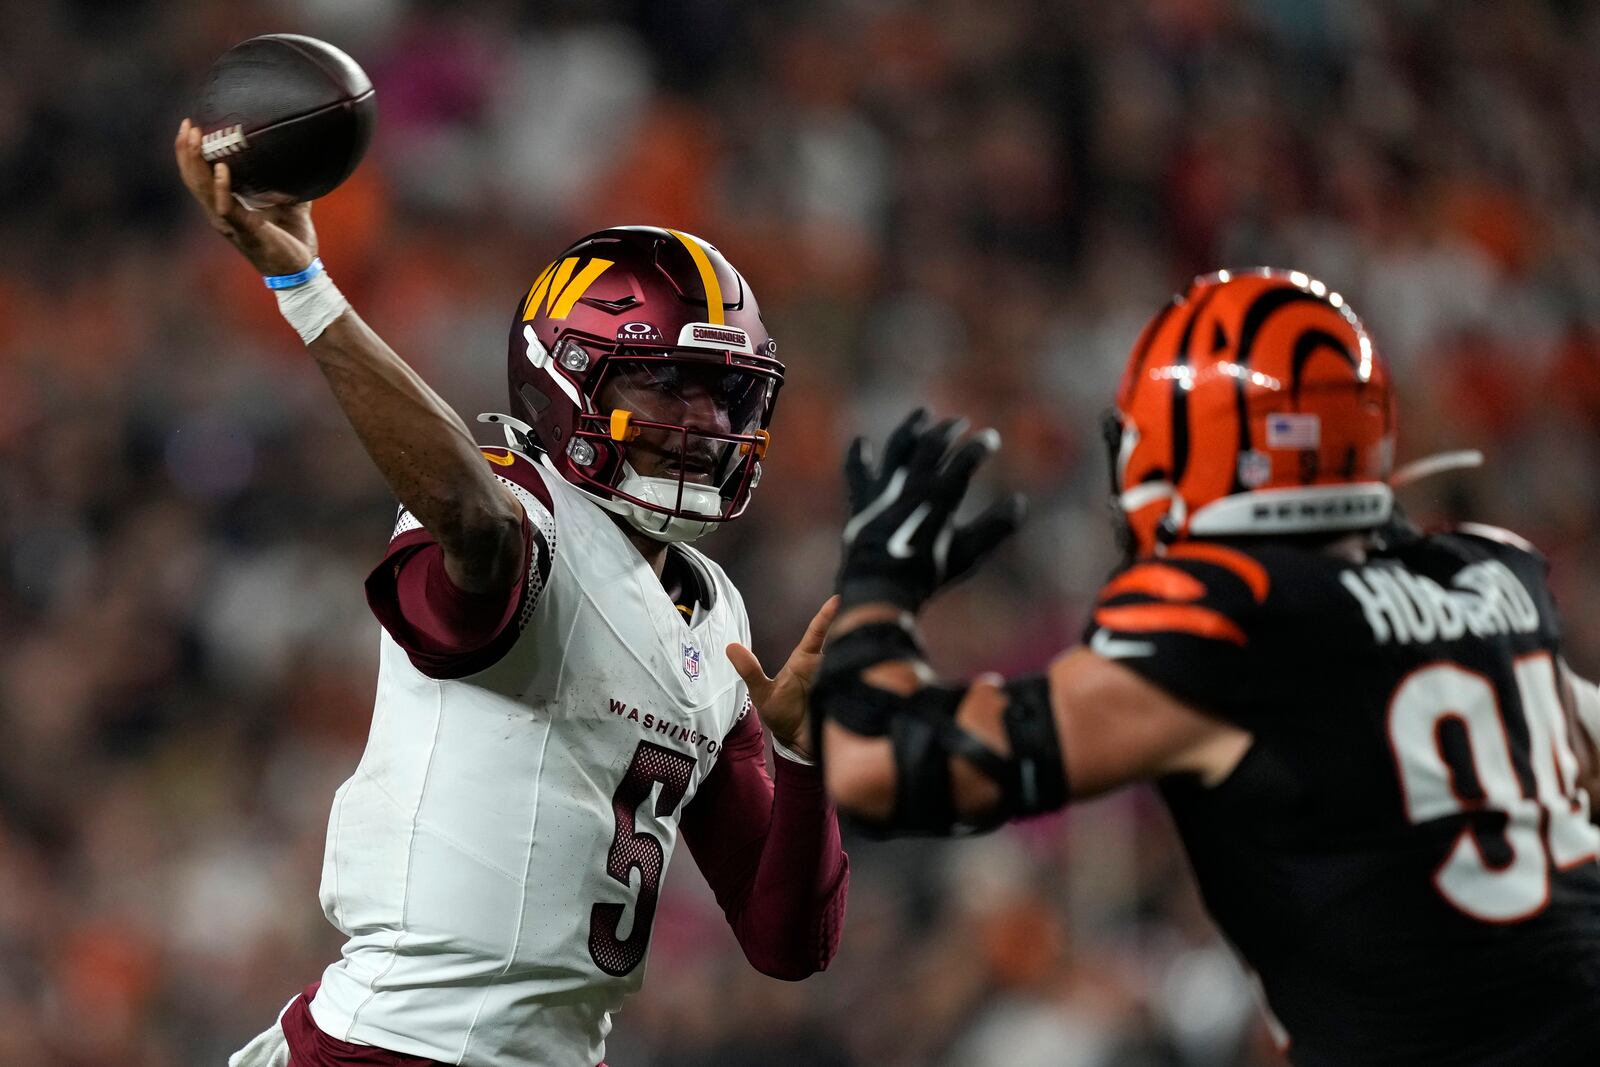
[263,257,325,290]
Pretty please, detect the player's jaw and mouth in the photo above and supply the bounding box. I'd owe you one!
[629,435,727,485]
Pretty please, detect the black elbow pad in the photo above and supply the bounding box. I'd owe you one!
[812,624,1069,837]
[870,676,1067,837]
[1000,675,1069,817]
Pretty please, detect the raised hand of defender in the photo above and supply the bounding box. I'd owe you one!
[727,595,839,762]
[836,408,1025,613]
[173,118,317,277]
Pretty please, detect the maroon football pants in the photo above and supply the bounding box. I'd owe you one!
[282,982,607,1067]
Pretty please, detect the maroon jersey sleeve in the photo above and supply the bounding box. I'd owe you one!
[679,704,849,980]
[364,449,556,680]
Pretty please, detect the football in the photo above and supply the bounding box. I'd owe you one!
[194,34,376,206]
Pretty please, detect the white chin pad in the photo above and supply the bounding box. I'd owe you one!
[615,471,724,543]
[623,474,723,517]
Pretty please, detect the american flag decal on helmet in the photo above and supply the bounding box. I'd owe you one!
[1266,413,1320,449]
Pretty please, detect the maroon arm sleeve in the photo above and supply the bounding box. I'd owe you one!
[364,453,555,680]
[679,707,849,980]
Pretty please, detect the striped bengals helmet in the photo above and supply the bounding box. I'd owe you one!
[1107,268,1396,558]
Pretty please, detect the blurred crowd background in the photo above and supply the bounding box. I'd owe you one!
[2,0,1599,1064]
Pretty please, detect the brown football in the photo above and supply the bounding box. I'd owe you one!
[194,34,376,206]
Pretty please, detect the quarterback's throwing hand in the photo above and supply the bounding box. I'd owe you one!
[173,118,317,278]
[726,595,839,762]
[836,409,1025,613]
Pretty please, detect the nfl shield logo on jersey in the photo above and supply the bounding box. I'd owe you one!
[682,643,702,681]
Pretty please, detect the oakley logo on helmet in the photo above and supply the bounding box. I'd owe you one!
[618,321,664,343]
[680,323,753,353]
[521,256,615,322]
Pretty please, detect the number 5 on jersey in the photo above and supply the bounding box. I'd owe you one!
[588,742,698,976]
[1389,652,1600,923]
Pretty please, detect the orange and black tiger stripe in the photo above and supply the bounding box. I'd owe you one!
[1113,270,1394,554]
[1092,546,1271,647]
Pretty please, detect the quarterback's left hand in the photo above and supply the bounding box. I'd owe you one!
[727,595,840,762]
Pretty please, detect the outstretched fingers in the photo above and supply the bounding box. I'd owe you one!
[845,436,875,506]
[726,642,771,690]
[935,427,1000,500]
[879,407,930,476]
[908,416,967,475]
[797,594,841,657]
[948,492,1027,581]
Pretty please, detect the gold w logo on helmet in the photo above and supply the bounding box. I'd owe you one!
[521,256,615,321]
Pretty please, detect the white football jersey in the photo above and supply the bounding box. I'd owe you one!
[309,452,751,1067]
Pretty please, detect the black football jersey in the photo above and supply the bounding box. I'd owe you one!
[1089,525,1600,1067]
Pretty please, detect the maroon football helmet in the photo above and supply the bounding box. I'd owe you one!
[494,226,784,542]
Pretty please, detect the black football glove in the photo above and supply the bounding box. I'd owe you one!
[836,408,1026,613]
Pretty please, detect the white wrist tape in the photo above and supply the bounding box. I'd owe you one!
[275,270,350,344]
[771,734,816,766]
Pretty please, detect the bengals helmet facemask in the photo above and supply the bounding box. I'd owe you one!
[484,225,783,543]
[1105,268,1398,560]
